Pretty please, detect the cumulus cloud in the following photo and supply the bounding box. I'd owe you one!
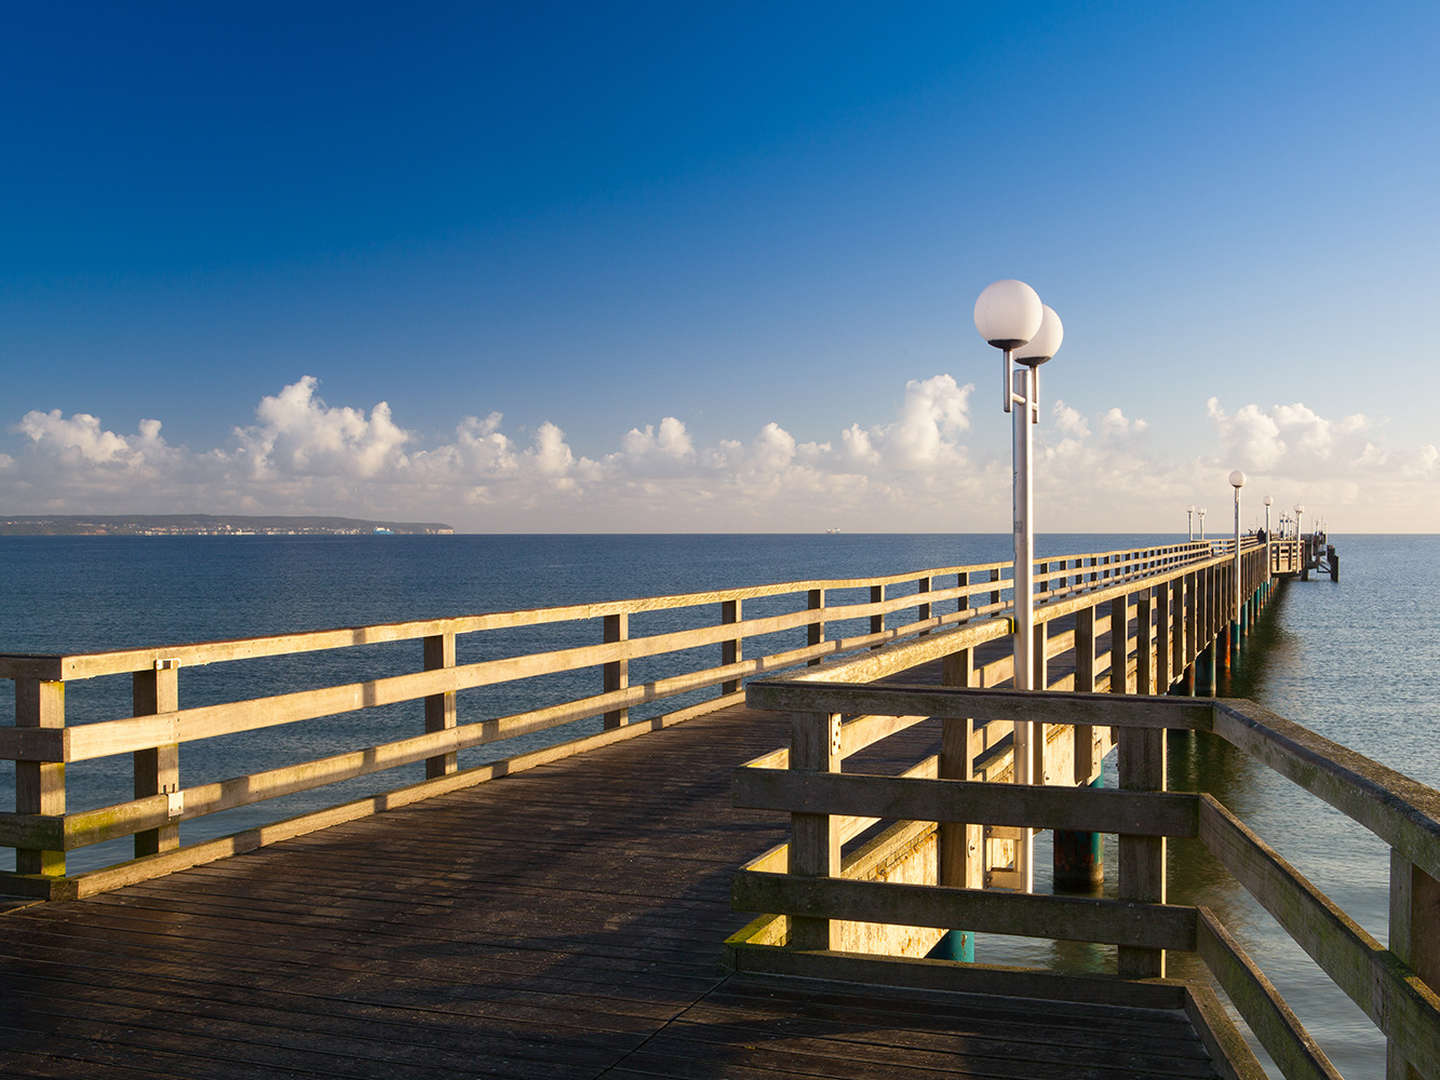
[236,375,410,479]
[1051,400,1090,438]
[1206,397,1371,474]
[16,409,170,467]
[1101,407,1148,438]
[841,375,973,472]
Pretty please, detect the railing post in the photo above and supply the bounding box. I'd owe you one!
[423,632,458,778]
[789,710,842,951]
[1033,620,1048,693]
[1156,578,1172,694]
[1109,594,1129,693]
[603,613,628,728]
[1136,588,1154,696]
[807,588,825,666]
[939,646,981,959]
[1187,570,1200,688]
[956,570,969,620]
[721,599,743,695]
[869,583,885,648]
[15,678,66,877]
[1388,851,1440,1079]
[1118,721,1167,977]
[133,660,181,855]
[1056,604,1102,891]
[989,567,1002,608]
[1032,619,1048,791]
[917,575,932,635]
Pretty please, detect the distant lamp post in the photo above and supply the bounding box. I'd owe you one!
[1295,504,1305,540]
[1186,505,1196,542]
[1263,495,1273,538]
[1198,506,1207,541]
[974,279,1060,896]
[1229,471,1246,625]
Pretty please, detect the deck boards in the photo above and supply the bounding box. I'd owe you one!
[0,690,1218,1078]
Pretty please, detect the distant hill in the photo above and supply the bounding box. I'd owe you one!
[0,515,454,536]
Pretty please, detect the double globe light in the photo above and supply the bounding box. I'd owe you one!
[972,279,1063,416]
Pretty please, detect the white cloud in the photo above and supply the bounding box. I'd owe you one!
[840,375,973,472]
[4,376,1437,531]
[16,409,169,467]
[1101,407,1147,438]
[1205,397,1375,476]
[1052,399,1090,438]
[236,375,410,480]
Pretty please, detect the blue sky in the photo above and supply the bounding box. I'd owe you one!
[3,2,1437,531]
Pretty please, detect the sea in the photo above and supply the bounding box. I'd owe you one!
[2,532,1437,1076]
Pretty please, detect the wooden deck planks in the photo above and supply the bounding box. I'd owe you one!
[1,696,1219,1079]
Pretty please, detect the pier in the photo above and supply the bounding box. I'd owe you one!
[3,536,1437,1079]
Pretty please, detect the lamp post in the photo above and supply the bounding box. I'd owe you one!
[1186,505,1195,541]
[1229,471,1245,631]
[1263,495,1272,539]
[1295,504,1305,539]
[974,278,1061,895]
[1198,506,1207,541]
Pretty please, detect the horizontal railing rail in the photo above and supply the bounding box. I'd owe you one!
[729,681,1440,1080]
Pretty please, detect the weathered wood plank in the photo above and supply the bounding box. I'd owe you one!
[1199,795,1440,1074]
[788,711,842,951]
[1183,983,1270,1080]
[748,682,1212,730]
[14,679,66,877]
[1195,907,1342,1080]
[1211,699,1440,884]
[732,769,1198,837]
[732,870,1197,949]
[724,943,1189,1011]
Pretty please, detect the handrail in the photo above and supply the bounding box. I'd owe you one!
[730,682,1439,1080]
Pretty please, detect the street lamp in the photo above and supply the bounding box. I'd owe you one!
[1263,495,1273,539]
[1186,505,1195,542]
[974,279,1060,895]
[1229,471,1245,626]
[1198,506,1207,541]
[1295,504,1305,539]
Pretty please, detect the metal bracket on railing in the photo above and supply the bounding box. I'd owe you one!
[166,790,184,818]
[155,658,180,671]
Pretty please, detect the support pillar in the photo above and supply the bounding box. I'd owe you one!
[1053,777,1105,891]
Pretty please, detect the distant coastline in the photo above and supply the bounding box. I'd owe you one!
[0,514,454,536]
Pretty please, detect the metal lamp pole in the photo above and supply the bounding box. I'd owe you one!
[1198,507,1207,541]
[975,279,1062,895]
[1186,505,1195,541]
[1229,471,1245,627]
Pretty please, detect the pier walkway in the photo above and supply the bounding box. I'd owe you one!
[0,688,1218,1079]
[4,536,1437,1079]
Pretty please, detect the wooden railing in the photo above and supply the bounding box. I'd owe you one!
[1272,537,1303,575]
[0,540,1219,900]
[729,684,1440,1080]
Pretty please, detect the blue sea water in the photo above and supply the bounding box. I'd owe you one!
[1,532,1436,1076]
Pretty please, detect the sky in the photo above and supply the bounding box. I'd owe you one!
[2,1,1438,532]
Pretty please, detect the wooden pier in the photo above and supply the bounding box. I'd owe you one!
[4,536,1436,1079]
